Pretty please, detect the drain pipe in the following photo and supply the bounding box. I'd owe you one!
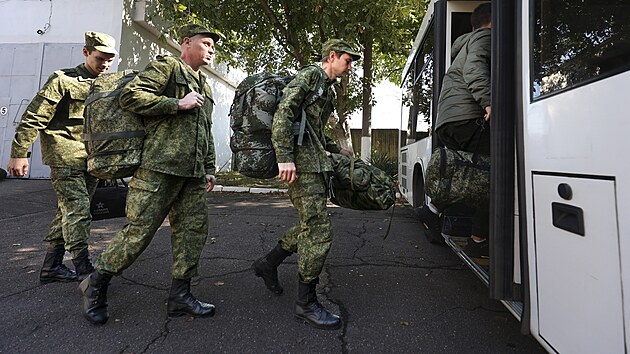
[132,0,237,89]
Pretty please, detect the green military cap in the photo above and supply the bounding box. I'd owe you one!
[321,39,361,61]
[178,23,221,43]
[84,31,118,55]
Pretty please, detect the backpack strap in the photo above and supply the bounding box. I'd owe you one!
[84,70,137,106]
[296,66,325,146]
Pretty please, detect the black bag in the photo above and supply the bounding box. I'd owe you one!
[90,179,128,221]
[425,146,490,208]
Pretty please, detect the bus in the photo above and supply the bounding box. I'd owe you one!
[398,0,630,352]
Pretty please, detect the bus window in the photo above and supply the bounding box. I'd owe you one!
[402,27,434,141]
[532,0,630,99]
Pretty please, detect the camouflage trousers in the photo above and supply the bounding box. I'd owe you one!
[46,166,98,258]
[279,173,332,282]
[95,168,208,279]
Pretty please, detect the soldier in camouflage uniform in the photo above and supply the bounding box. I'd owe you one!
[252,39,360,330]
[6,32,117,283]
[80,24,219,325]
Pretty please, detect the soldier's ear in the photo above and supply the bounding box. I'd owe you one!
[82,47,89,58]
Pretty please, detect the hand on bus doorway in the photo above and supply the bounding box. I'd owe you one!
[484,106,491,122]
[7,158,29,177]
[277,162,297,184]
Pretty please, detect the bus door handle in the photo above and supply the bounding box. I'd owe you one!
[551,202,585,236]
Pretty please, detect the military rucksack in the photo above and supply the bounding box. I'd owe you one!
[229,67,325,179]
[328,153,396,210]
[83,69,145,179]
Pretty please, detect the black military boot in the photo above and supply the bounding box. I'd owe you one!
[79,270,112,325]
[40,244,77,284]
[72,249,95,281]
[167,278,215,318]
[295,278,342,330]
[252,244,292,295]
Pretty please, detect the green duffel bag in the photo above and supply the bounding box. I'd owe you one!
[425,146,490,208]
[328,153,396,210]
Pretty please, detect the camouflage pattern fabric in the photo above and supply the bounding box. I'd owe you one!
[272,65,341,173]
[328,153,396,210]
[45,167,98,258]
[84,70,145,179]
[279,173,331,282]
[425,146,490,208]
[10,64,96,169]
[229,73,292,178]
[95,168,208,279]
[119,55,216,178]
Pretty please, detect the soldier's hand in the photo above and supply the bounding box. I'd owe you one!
[484,106,491,121]
[205,174,216,192]
[178,91,205,110]
[340,148,354,158]
[7,158,29,177]
[277,162,297,184]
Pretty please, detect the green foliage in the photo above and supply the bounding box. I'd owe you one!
[368,149,398,179]
[152,0,430,115]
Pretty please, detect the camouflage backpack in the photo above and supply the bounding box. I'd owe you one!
[83,70,144,179]
[425,146,490,208]
[328,153,396,210]
[229,67,324,179]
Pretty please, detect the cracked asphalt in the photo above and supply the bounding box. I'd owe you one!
[0,179,546,353]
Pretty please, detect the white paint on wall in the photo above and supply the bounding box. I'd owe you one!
[0,0,241,177]
[0,0,124,60]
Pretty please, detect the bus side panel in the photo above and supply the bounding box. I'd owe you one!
[398,138,432,207]
[532,174,623,353]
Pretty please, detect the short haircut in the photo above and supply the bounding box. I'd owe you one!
[471,3,491,29]
[321,52,336,63]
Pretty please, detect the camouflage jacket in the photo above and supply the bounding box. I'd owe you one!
[119,55,216,178]
[10,64,97,169]
[272,65,340,173]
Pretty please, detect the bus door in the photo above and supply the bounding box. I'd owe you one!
[517,0,630,352]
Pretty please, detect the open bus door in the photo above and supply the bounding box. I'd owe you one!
[427,1,525,316]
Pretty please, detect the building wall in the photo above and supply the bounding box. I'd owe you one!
[0,0,237,178]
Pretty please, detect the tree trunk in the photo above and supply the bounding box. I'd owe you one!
[332,75,354,153]
[361,33,373,162]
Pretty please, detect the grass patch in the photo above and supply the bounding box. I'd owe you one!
[215,171,288,188]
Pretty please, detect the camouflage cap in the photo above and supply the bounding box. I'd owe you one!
[84,31,118,55]
[321,39,361,61]
[178,24,221,43]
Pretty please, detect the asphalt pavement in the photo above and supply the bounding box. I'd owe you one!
[0,178,546,353]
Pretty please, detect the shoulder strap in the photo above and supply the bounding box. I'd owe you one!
[296,67,326,146]
[84,70,137,106]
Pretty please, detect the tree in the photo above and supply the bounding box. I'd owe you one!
[152,0,428,152]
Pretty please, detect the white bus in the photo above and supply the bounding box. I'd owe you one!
[398,0,630,352]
